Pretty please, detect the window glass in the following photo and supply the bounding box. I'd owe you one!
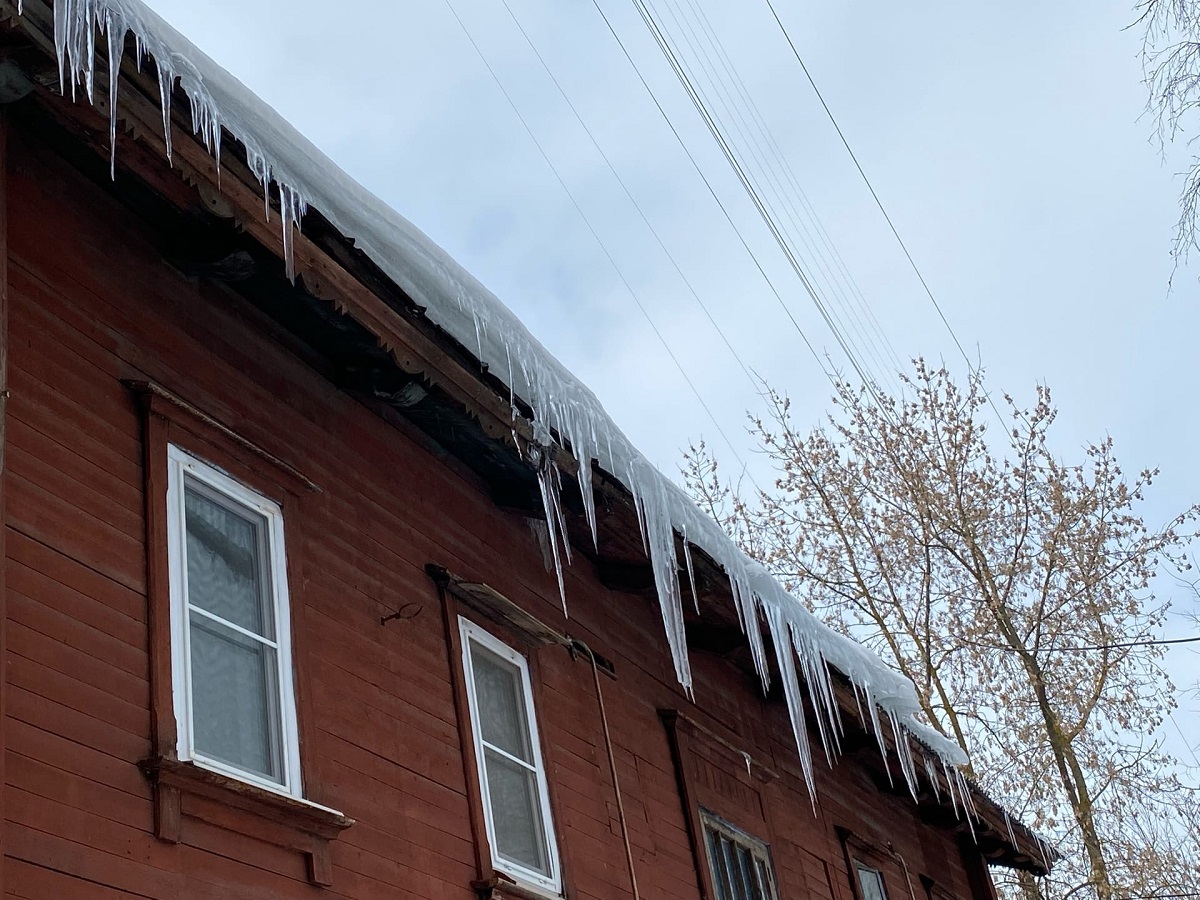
[472,645,533,761]
[701,812,778,900]
[189,612,282,779]
[168,445,300,796]
[857,864,888,900]
[461,619,560,893]
[184,485,274,638]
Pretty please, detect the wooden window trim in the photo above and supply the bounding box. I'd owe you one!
[836,827,897,900]
[661,709,778,900]
[436,575,573,899]
[131,381,352,887]
[699,809,781,900]
[166,443,303,795]
[459,615,563,896]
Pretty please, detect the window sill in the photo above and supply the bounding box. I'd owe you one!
[140,756,354,886]
[471,873,563,900]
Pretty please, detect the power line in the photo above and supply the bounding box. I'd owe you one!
[441,0,751,473]
[631,0,896,416]
[761,0,1008,426]
[676,0,906,381]
[656,0,904,394]
[493,0,757,392]
[1055,634,1200,652]
[584,0,834,386]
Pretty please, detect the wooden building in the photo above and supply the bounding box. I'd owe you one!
[0,1,1050,897]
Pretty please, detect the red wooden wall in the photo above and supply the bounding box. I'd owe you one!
[0,121,986,899]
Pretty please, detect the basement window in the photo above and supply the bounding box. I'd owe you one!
[167,444,303,796]
[460,617,562,894]
[855,864,889,900]
[701,811,780,900]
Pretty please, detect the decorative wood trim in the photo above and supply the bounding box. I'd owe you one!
[661,708,784,900]
[836,827,900,900]
[0,107,9,896]
[661,710,716,900]
[140,757,354,886]
[440,583,493,883]
[142,405,177,756]
[132,382,348,886]
[435,566,573,898]
[125,380,319,493]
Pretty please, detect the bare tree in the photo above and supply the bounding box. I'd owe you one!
[1140,0,1200,264]
[685,361,1200,899]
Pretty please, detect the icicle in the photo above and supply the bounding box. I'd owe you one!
[533,449,571,615]
[942,759,960,820]
[1036,835,1051,873]
[923,755,941,802]
[956,767,978,823]
[54,0,74,100]
[83,2,96,103]
[1003,809,1017,853]
[279,183,307,282]
[765,604,816,807]
[103,8,126,180]
[157,63,174,163]
[864,688,892,787]
[641,473,691,693]
[681,529,699,614]
[888,711,919,800]
[26,0,984,823]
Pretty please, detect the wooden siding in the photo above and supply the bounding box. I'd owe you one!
[2,121,984,900]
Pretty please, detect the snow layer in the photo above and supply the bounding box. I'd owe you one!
[47,0,975,794]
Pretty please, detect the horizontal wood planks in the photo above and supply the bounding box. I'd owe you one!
[1,120,990,900]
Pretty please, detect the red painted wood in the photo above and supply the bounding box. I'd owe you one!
[0,117,1003,900]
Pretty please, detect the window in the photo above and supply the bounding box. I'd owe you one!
[701,811,779,900]
[167,444,302,796]
[856,864,888,900]
[460,618,561,894]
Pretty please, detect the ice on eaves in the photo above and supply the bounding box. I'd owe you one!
[46,0,976,804]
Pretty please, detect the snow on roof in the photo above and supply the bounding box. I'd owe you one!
[49,0,973,800]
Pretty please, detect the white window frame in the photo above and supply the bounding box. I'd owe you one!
[700,810,780,900]
[855,862,889,900]
[166,443,303,798]
[459,617,562,895]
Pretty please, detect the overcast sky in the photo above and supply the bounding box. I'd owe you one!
[138,0,1199,758]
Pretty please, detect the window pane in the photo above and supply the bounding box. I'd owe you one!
[190,612,283,781]
[484,746,549,876]
[705,829,732,900]
[755,859,772,899]
[702,818,778,900]
[185,485,274,639]
[735,844,757,899]
[471,645,532,762]
[858,867,887,900]
[720,837,745,900]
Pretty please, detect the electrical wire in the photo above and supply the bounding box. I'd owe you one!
[673,0,906,382]
[440,0,752,473]
[584,0,836,387]
[653,0,902,396]
[631,0,896,416]
[493,0,757,391]
[762,0,1009,425]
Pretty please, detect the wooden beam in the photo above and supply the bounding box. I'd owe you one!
[0,104,8,898]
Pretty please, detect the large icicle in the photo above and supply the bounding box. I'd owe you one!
[38,0,975,810]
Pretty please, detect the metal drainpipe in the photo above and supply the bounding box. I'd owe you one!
[571,638,642,900]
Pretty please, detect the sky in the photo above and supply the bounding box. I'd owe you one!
[137,0,1198,759]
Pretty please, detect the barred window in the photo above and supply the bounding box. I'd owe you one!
[701,811,779,900]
